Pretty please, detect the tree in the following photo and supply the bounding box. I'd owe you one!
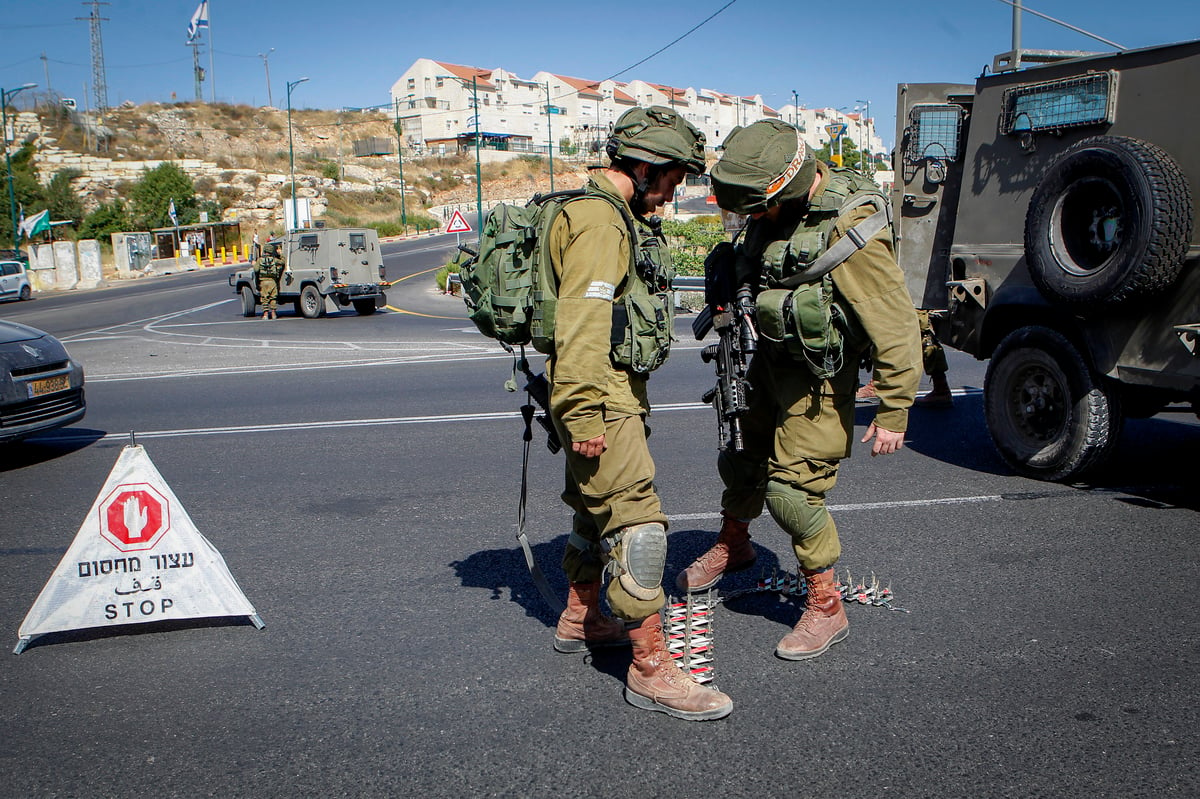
[78,199,130,241]
[45,169,84,231]
[128,162,197,230]
[0,143,44,244]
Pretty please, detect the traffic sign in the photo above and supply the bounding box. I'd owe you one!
[445,209,473,234]
[100,484,171,552]
[15,444,264,654]
[825,123,847,140]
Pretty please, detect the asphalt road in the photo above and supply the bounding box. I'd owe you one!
[1,236,1198,798]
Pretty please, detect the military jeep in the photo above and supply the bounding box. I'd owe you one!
[894,39,1200,481]
[229,227,388,318]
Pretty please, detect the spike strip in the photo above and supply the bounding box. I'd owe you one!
[663,589,718,684]
[718,567,907,612]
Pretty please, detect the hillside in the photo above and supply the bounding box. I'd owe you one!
[25,101,590,240]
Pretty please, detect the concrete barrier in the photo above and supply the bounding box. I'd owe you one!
[30,244,57,292]
[77,239,104,290]
[53,241,78,290]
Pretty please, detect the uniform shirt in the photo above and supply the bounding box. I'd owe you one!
[749,162,921,433]
[545,171,649,444]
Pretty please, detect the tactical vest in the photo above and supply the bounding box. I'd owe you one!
[746,167,889,378]
[536,191,676,375]
[257,255,283,281]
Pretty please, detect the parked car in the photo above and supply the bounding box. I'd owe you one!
[0,260,32,302]
[0,320,86,443]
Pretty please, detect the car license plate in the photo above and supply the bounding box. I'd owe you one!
[28,374,70,398]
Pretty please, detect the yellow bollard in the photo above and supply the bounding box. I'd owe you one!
[195,251,203,268]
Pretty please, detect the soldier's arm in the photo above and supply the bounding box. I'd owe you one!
[548,202,630,445]
[831,207,921,435]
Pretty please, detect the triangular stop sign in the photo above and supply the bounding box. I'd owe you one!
[15,444,264,654]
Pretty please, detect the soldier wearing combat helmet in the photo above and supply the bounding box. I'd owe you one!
[677,119,921,660]
[255,241,284,320]
[545,105,732,721]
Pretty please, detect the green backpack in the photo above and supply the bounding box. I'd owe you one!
[459,189,635,354]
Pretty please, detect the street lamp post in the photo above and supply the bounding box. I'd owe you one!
[393,97,409,235]
[856,98,871,173]
[286,77,309,232]
[2,83,37,248]
[792,89,799,126]
[258,48,274,107]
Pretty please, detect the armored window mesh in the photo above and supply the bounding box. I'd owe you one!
[1000,72,1116,134]
[907,104,963,162]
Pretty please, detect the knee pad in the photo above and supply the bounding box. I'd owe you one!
[765,480,829,541]
[606,522,666,601]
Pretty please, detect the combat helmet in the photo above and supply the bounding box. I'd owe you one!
[606,106,707,175]
[711,119,816,215]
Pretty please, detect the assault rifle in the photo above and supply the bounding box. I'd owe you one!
[692,242,758,452]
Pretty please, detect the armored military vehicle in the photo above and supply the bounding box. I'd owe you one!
[894,39,1200,481]
[230,227,388,318]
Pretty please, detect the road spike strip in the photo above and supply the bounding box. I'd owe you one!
[662,567,904,688]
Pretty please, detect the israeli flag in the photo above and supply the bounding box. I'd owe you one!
[187,0,209,41]
[169,199,178,226]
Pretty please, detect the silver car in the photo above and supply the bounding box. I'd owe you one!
[0,320,85,443]
[0,260,31,302]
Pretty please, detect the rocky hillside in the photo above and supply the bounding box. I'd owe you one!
[21,102,588,236]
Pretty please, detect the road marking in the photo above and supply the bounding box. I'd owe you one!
[668,494,1003,520]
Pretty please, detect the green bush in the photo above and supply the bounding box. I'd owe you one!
[662,216,728,276]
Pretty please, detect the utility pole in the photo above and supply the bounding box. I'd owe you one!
[41,53,52,97]
[471,75,483,233]
[258,49,274,107]
[76,1,109,113]
[792,89,798,126]
[189,41,203,102]
[544,82,554,192]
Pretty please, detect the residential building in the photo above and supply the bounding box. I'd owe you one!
[388,59,885,166]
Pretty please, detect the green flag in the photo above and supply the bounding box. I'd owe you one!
[18,209,50,241]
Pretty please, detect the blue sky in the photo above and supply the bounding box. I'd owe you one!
[2,0,1197,147]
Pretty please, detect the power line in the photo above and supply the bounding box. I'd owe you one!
[602,0,740,82]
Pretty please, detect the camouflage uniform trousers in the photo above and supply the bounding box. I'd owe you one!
[259,278,279,312]
[552,411,668,622]
[717,344,862,572]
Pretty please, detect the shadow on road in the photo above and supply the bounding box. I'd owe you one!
[893,390,1200,512]
[1,429,108,473]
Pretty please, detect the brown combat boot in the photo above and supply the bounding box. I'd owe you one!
[915,372,954,408]
[776,568,849,660]
[675,513,756,592]
[624,615,732,721]
[553,582,630,654]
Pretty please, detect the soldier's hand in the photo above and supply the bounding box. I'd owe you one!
[572,434,606,459]
[862,423,905,456]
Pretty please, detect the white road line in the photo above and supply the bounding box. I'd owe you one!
[668,494,1003,520]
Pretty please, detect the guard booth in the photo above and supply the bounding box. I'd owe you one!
[151,220,243,260]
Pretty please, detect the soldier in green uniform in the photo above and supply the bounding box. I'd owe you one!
[255,241,284,320]
[676,119,921,660]
[546,106,732,721]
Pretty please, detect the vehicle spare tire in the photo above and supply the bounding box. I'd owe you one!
[1024,135,1192,308]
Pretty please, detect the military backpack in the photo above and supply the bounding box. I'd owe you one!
[459,188,674,372]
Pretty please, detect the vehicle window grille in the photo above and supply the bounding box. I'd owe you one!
[1000,71,1117,134]
[11,360,68,378]
[298,234,319,250]
[906,104,964,163]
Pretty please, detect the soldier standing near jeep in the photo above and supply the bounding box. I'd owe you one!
[256,241,283,320]
[546,106,732,721]
[678,120,921,660]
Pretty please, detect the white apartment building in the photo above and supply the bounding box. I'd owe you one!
[388,59,885,164]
